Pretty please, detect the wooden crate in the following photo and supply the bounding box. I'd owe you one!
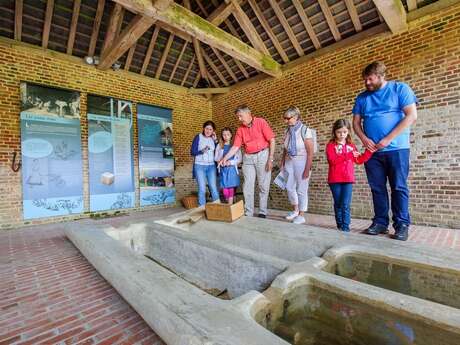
[205,200,244,222]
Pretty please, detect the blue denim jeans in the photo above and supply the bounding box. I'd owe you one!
[329,183,353,231]
[364,149,410,228]
[194,164,219,206]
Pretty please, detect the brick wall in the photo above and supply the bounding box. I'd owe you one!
[212,4,460,228]
[0,38,211,229]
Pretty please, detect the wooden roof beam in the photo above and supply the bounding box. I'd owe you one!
[407,0,418,11]
[42,0,54,48]
[124,45,136,71]
[169,41,188,82]
[67,0,81,54]
[88,0,105,56]
[183,0,207,80]
[202,47,229,86]
[292,0,322,49]
[267,0,304,57]
[318,0,341,41]
[372,0,408,33]
[112,0,281,77]
[230,0,270,55]
[15,0,23,41]
[141,25,160,75]
[189,87,229,94]
[248,0,288,62]
[155,33,175,78]
[207,0,244,26]
[98,14,156,70]
[344,0,362,32]
[101,3,124,57]
[181,56,196,86]
[210,46,238,83]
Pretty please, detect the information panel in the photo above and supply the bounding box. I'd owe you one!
[87,95,135,211]
[137,104,175,206]
[20,83,83,219]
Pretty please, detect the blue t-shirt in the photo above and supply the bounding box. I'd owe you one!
[352,81,417,152]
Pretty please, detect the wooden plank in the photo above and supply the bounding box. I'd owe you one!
[158,22,192,41]
[292,0,322,49]
[407,0,418,11]
[210,46,238,83]
[141,25,160,75]
[189,87,229,94]
[344,0,362,32]
[98,15,156,70]
[193,72,201,87]
[372,0,407,33]
[181,55,195,86]
[116,7,125,36]
[318,0,341,41]
[183,0,207,79]
[88,0,105,56]
[205,69,219,88]
[42,0,54,48]
[112,0,282,77]
[231,0,270,55]
[101,3,124,58]
[155,33,174,78]
[124,45,136,71]
[14,0,23,41]
[202,48,229,86]
[248,0,289,62]
[66,0,81,54]
[267,0,304,56]
[207,1,235,26]
[169,41,188,82]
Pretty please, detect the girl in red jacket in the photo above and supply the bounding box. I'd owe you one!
[326,119,372,232]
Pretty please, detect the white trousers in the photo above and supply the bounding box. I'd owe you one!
[242,149,271,216]
[284,157,310,212]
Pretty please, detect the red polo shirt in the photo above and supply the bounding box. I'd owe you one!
[233,117,275,154]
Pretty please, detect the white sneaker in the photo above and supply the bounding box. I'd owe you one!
[285,211,299,221]
[293,215,306,224]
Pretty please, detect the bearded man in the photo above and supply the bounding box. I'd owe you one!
[352,61,418,241]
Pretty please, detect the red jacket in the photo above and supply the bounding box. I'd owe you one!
[326,142,372,183]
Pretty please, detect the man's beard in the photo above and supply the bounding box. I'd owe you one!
[366,80,383,91]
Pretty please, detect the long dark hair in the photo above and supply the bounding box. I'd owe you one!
[330,119,353,144]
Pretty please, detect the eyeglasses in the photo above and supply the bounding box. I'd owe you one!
[283,116,293,120]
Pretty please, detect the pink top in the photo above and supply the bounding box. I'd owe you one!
[233,117,275,154]
[326,141,373,183]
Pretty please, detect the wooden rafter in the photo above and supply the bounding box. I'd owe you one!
[372,0,407,33]
[42,0,54,48]
[181,56,195,86]
[189,87,229,94]
[124,45,136,71]
[155,33,174,78]
[169,42,188,82]
[247,0,289,63]
[202,47,229,86]
[267,0,304,56]
[208,0,250,78]
[116,7,125,36]
[205,68,219,88]
[407,0,418,11]
[88,0,105,56]
[292,0,321,49]
[14,0,23,41]
[206,1,244,26]
[344,0,362,32]
[231,0,270,55]
[158,22,191,42]
[183,0,207,80]
[318,0,341,41]
[67,0,81,54]
[193,71,201,87]
[101,3,124,58]
[210,46,238,83]
[112,0,281,77]
[98,15,156,70]
[141,25,160,75]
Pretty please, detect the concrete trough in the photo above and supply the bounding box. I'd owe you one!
[65,210,460,345]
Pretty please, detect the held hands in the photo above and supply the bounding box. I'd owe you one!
[376,137,391,150]
[362,137,377,152]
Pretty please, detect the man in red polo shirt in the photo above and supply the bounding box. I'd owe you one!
[218,105,275,218]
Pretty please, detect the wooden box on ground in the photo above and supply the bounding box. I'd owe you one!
[205,200,244,222]
[181,195,198,209]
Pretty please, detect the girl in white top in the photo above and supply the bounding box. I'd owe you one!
[280,106,314,224]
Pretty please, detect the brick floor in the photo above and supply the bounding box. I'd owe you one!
[1,207,459,345]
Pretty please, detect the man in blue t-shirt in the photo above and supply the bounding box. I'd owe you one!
[352,61,418,241]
